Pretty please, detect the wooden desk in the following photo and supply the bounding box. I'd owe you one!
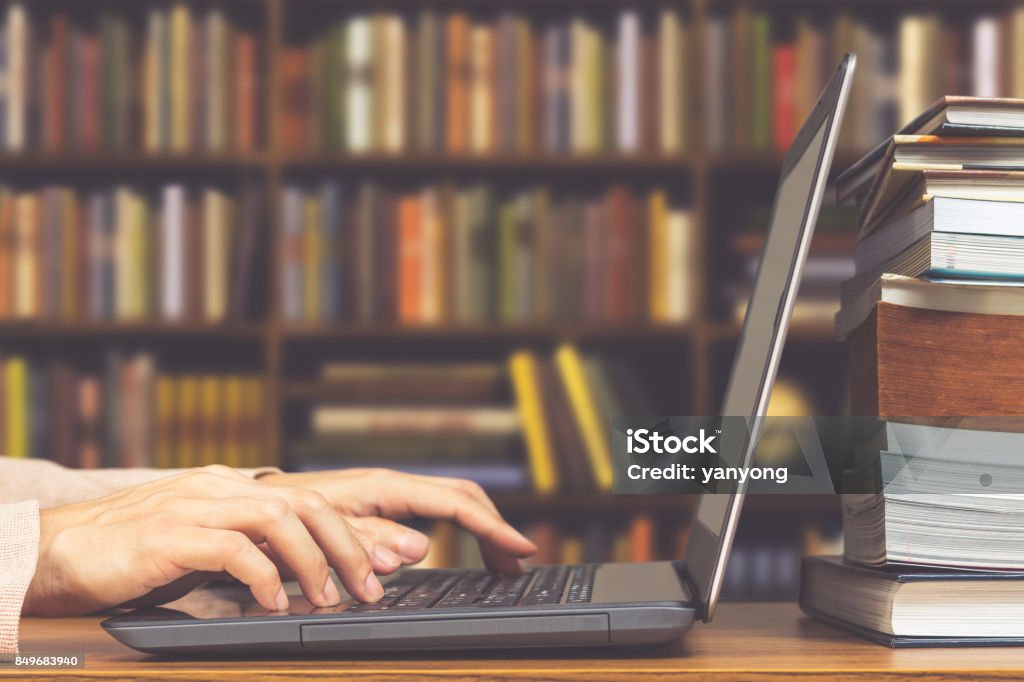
[8,602,1024,680]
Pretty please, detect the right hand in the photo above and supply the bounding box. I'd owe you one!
[23,465,398,617]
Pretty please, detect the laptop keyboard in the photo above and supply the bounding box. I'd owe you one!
[345,565,596,613]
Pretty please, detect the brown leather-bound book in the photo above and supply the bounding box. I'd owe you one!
[234,33,257,152]
[605,185,630,322]
[850,302,1024,428]
[46,13,69,152]
[281,47,309,150]
[445,14,470,153]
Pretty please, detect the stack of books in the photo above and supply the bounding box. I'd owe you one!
[0,352,265,469]
[800,97,1024,646]
[286,344,656,494]
[280,181,695,326]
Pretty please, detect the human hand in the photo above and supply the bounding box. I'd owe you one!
[24,465,394,617]
[258,469,537,574]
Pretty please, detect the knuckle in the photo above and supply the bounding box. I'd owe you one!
[202,464,234,477]
[297,490,330,514]
[458,479,485,497]
[256,497,292,524]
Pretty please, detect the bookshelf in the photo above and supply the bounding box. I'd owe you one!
[16,0,1022,595]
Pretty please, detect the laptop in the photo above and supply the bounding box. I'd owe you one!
[102,54,856,655]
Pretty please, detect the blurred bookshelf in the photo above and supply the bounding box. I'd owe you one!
[4,0,1020,598]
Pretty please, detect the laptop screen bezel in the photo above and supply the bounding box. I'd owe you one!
[682,54,856,622]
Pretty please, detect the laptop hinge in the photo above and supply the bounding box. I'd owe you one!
[672,561,706,621]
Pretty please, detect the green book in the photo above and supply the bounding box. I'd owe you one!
[324,24,346,151]
[750,12,772,151]
[498,198,517,322]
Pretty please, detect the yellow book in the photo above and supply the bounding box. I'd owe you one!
[199,376,220,466]
[203,188,232,321]
[176,375,198,468]
[114,188,135,320]
[469,25,494,154]
[131,195,149,318]
[242,377,264,467]
[169,3,191,152]
[13,194,36,318]
[554,344,613,491]
[5,357,27,458]
[155,377,175,469]
[508,351,558,494]
[223,375,243,468]
[303,195,321,322]
[648,190,668,322]
[658,10,686,153]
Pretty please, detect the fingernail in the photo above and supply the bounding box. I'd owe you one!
[364,573,384,601]
[274,587,289,612]
[374,544,402,568]
[397,532,429,561]
[323,576,341,605]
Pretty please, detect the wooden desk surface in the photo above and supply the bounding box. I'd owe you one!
[8,602,1024,681]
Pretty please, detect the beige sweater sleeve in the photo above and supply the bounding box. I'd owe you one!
[0,501,39,655]
[0,458,281,655]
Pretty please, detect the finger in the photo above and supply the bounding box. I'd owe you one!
[180,496,337,608]
[163,527,286,612]
[345,516,430,565]
[257,485,385,603]
[346,522,404,575]
[406,476,521,572]
[352,473,536,573]
[168,473,385,602]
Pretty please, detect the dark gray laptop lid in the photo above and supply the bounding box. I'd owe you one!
[685,54,856,622]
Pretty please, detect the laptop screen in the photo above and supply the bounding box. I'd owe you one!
[685,54,855,621]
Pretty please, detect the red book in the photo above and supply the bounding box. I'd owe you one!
[773,44,797,153]
[46,14,69,151]
[234,34,256,152]
[0,195,11,318]
[397,196,422,324]
[281,47,309,150]
[81,35,100,152]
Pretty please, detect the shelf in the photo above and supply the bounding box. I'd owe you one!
[279,323,695,343]
[281,152,694,173]
[0,320,268,339]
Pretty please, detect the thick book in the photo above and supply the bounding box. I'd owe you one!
[837,273,1024,341]
[801,555,1024,645]
[848,301,1024,420]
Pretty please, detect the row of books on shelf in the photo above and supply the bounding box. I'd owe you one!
[705,9,1024,154]
[287,345,656,493]
[803,97,1024,644]
[0,352,265,469]
[282,9,688,155]
[281,181,694,325]
[0,183,262,322]
[0,4,262,154]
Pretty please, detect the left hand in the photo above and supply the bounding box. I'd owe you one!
[258,469,537,575]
